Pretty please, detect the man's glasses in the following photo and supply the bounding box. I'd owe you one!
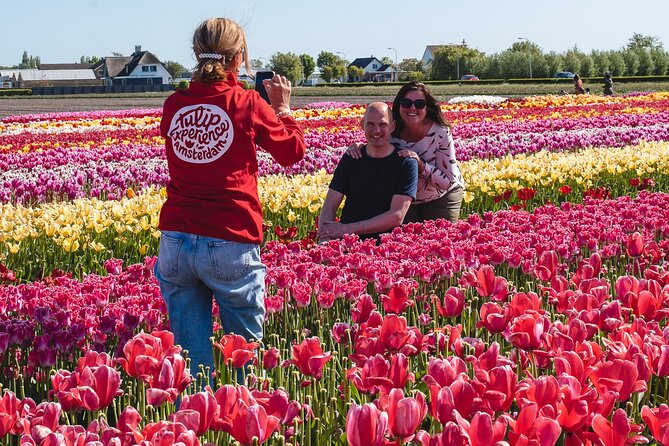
[399,98,427,109]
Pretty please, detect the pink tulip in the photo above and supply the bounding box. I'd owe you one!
[345,403,387,446]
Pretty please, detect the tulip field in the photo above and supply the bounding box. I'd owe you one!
[2,91,669,445]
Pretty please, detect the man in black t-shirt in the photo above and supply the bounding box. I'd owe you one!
[318,102,418,242]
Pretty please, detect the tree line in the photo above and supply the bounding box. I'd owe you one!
[263,33,669,84]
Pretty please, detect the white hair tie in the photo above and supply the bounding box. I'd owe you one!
[198,53,223,60]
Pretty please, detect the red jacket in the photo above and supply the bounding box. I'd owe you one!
[159,73,305,244]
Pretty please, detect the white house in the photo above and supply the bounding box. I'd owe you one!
[91,46,171,86]
[348,57,397,82]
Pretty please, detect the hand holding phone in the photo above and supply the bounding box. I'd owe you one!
[254,71,275,104]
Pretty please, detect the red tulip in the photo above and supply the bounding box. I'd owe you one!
[516,376,559,412]
[462,265,509,301]
[226,401,280,445]
[508,292,543,318]
[384,388,427,441]
[283,337,332,379]
[380,282,414,315]
[380,314,411,352]
[252,388,301,424]
[505,403,560,446]
[345,402,388,446]
[453,410,508,446]
[213,333,260,369]
[432,287,465,318]
[175,389,219,436]
[146,353,192,406]
[481,365,517,412]
[534,250,559,281]
[0,390,20,437]
[141,420,201,446]
[423,356,467,388]
[591,408,648,446]
[351,293,376,324]
[555,376,592,432]
[625,232,644,257]
[262,347,280,370]
[588,359,647,402]
[478,302,512,333]
[506,311,549,351]
[641,404,669,445]
[117,331,181,382]
[347,354,392,395]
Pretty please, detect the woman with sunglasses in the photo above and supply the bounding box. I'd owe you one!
[347,81,464,223]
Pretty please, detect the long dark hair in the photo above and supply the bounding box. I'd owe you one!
[391,81,450,138]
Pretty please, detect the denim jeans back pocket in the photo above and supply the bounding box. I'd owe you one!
[207,241,253,281]
[157,233,184,278]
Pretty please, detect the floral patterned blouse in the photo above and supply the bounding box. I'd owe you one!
[391,123,465,204]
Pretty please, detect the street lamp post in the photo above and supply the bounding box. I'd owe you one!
[517,37,533,79]
[388,47,397,81]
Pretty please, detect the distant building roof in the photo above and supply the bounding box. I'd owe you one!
[349,57,378,69]
[39,63,93,70]
[17,69,97,81]
[96,50,165,78]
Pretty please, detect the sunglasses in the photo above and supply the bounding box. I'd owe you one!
[399,98,427,109]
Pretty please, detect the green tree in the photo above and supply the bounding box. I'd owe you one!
[347,65,365,82]
[249,59,264,71]
[316,51,346,81]
[398,58,424,74]
[627,33,662,51]
[163,60,187,78]
[19,51,40,69]
[300,54,316,78]
[543,52,564,77]
[622,49,640,75]
[321,66,334,82]
[651,48,669,75]
[636,49,655,75]
[399,71,426,82]
[316,51,338,70]
[563,47,583,76]
[430,45,483,80]
[80,55,100,64]
[608,51,627,76]
[591,50,611,76]
[379,56,394,66]
[269,52,304,85]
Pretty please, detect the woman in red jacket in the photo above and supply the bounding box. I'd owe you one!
[155,17,306,380]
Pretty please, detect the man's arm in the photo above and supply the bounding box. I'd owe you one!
[317,189,345,242]
[319,194,412,240]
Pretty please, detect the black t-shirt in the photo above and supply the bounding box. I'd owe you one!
[329,146,418,231]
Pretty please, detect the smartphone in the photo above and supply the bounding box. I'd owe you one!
[254,71,275,104]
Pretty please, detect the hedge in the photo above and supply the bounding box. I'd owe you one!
[0,89,32,97]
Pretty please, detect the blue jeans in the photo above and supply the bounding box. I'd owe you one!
[154,231,266,379]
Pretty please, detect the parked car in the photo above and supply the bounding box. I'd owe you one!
[555,71,575,79]
[460,74,480,81]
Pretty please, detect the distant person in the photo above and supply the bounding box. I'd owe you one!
[318,102,418,243]
[155,17,306,378]
[347,81,465,223]
[573,74,586,94]
[603,72,614,95]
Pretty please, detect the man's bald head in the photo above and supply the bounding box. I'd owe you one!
[361,102,395,152]
[363,102,393,124]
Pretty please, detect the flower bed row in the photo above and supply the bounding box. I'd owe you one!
[2,94,669,205]
[3,193,669,443]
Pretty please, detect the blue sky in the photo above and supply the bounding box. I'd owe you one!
[2,0,668,68]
